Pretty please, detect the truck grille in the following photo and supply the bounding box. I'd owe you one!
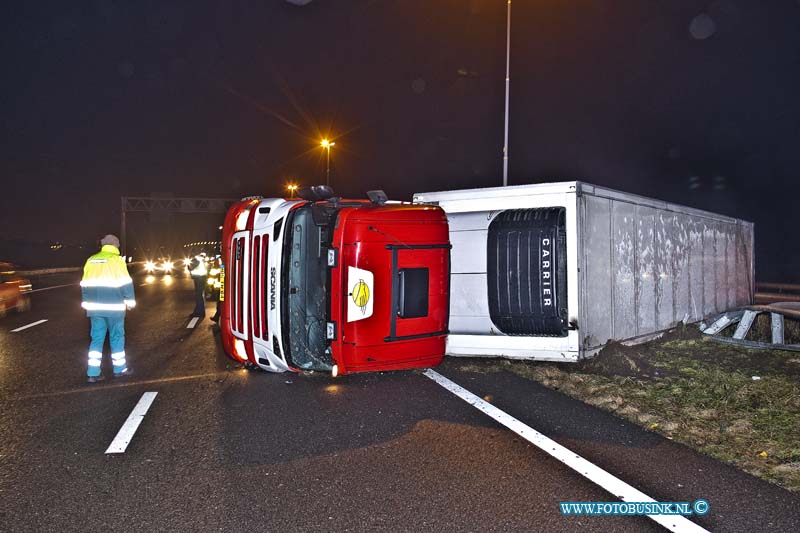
[252,235,262,339]
[250,235,269,340]
[230,236,247,336]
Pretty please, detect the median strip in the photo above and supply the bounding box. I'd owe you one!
[423,369,709,533]
[105,391,158,454]
[11,319,48,332]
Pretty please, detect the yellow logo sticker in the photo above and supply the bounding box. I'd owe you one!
[351,279,370,314]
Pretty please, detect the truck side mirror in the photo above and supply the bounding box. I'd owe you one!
[313,185,335,200]
[298,185,335,201]
[367,190,388,205]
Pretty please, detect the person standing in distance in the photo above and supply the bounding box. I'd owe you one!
[80,234,135,383]
[188,252,208,318]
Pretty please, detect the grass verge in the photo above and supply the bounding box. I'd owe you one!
[454,325,800,492]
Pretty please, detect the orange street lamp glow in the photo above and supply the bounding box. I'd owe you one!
[320,139,335,186]
[286,184,298,198]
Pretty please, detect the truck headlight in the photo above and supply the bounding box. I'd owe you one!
[233,339,248,362]
[235,207,252,230]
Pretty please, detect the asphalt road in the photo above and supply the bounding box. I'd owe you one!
[1,270,798,532]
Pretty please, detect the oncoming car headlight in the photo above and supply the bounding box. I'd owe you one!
[162,261,174,271]
[145,261,157,272]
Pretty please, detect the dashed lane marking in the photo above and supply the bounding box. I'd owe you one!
[105,391,158,454]
[423,369,710,533]
[11,319,48,333]
[187,317,200,329]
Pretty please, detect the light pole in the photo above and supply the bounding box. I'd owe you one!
[320,139,335,186]
[286,184,298,198]
[502,0,511,187]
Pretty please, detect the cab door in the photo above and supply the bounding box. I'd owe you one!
[339,241,450,370]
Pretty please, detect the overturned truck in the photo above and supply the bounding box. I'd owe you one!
[413,181,755,362]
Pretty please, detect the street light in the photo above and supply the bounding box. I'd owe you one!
[286,184,298,198]
[320,139,335,186]
[502,0,511,186]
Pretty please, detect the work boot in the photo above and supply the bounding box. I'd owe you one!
[113,369,134,379]
[87,375,106,384]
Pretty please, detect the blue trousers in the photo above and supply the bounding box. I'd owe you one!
[88,316,127,376]
[192,276,207,317]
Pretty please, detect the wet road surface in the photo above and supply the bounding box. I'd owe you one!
[0,271,798,532]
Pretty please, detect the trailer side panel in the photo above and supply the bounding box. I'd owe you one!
[580,186,754,352]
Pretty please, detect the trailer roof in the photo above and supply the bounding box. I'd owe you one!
[413,181,753,226]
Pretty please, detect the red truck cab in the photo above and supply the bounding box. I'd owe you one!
[220,190,450,376]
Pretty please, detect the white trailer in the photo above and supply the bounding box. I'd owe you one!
[413,182,754,362]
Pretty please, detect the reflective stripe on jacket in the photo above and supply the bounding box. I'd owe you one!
[81,245,135,317]
[189,256,207,277]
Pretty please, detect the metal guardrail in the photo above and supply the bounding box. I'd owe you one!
[15,262,145,277]
[15,267,82,276]
[755,282,800,304]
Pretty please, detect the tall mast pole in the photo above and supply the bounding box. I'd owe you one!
[502,0,511,186]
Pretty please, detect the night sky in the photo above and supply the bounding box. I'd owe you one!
[2,1,799,280]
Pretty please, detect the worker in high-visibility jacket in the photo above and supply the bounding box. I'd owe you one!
[80,234,135,383]
[188,252,208,318]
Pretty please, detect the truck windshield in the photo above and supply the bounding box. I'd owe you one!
[282,205,333,370]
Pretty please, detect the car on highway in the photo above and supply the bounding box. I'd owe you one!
[144,257,175,275]
[0,262,32,317]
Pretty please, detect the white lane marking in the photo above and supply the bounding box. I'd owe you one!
[105,392,158,454]
[423,370,709,533]
[11,319,48,333]
[28,283,78,293]
[187,317,200,329]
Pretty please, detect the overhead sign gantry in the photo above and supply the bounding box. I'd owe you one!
[120,196,238,255]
